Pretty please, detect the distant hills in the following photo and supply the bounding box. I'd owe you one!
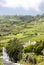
[0,14,44,36]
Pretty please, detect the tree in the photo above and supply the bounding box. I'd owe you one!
[6,38,23,62]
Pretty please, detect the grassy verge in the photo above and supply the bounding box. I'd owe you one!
[37,61,44,65]
[0,62,3,65]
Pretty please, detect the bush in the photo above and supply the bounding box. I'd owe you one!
[35,55,42,63]
[0,44,3,56]
[34,41,44,55]
[6,38,23,62]
[24,53,37,64]
[24,44,34,53]
[24,40,44,55]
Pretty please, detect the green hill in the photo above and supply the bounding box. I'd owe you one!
[0,14,44,44]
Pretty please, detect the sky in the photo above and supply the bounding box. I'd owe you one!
[0,0,44,15]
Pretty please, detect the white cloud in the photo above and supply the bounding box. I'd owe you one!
[0,0,44,11]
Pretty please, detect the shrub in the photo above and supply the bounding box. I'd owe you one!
[6,38,23,62]
[24,53,37,64]
[24,44,34,53]
[34,41,44,55]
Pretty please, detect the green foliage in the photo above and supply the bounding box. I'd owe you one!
[34,41,44,55]
[0,44,3,56]
[0,62,3,65]
[24,40,44,55]
[38,61,44,65]
[6,38,23,62]
[35,55,42,63]
[24,44,34,53]
[23,53,37,64]
[0,14,44,65]
[0,14,44,44]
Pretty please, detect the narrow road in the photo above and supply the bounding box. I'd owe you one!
[2,59,22,65]
[2,47,22,65]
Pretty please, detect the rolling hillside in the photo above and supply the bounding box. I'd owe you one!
[0,14,44,44]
